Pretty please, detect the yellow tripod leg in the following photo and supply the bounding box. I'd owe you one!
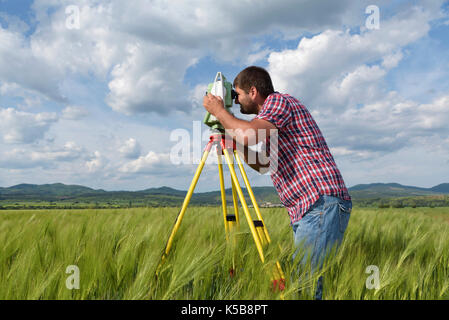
[217,153,230,239]
[222,147,265,263]
[230,166,240,226]
[234,150,270,242]
[156,147,211,276]
[218,153,237,275]
[234,151,286,282]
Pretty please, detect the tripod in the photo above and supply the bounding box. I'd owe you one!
[156,133,285,290]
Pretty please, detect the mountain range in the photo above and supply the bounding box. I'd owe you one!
[1,182,449,205]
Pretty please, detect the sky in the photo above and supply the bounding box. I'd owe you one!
[0,0,448,192]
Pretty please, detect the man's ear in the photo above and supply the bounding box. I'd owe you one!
[249,86,258,99]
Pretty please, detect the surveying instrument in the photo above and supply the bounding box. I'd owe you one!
[155,72,285,291]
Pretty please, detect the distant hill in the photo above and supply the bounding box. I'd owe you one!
[0,183,281,207]
[141,186,188,196]
[0,183,106,199]
[430,183,449,193]
[347,183,440,199]
[1,182,448,208]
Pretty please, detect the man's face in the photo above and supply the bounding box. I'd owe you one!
[234,86,258,115]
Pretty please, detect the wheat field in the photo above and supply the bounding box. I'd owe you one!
[1,206,448,300]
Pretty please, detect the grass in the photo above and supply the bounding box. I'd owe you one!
[0,206,448,300]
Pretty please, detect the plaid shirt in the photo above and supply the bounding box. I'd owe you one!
[255,92,351,224]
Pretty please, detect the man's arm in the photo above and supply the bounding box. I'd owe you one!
[216,108,273,173]
[234,140,270,174]
[203,93,276,173]
[203,93,277,146]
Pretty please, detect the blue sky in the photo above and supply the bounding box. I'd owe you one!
[0,0,448,192]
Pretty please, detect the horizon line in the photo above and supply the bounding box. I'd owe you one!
[0,181,448,193]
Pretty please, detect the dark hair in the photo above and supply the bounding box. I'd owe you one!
[233,66,274,99]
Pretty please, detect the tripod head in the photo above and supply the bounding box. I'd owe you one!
[203,72,237,132]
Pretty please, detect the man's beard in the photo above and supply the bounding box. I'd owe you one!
[239,101,258,115]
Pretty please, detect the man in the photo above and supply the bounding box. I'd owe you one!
[203,66,352,299]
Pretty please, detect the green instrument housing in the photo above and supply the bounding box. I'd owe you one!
[203,74,234,133]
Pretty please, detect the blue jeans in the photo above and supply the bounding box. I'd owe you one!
[292,195,352,300]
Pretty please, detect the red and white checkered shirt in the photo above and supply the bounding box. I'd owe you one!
[255,92,351,224]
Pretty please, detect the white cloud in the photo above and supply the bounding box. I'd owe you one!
[119,138,141,159]
[0,12,30,34]
[61,106,89,120]
[246,48,272,65]
[105,42,196,114]
[381,51,404,69]
[264,4,448,160]
[414,96,449,130]
[0,142,84,169]
[267,6,433,111]
[86,151,105,173]
[0,107,58,144]
[2,0,445,118]
[7,0,384,115]
[0,0,448,190]
[119,151,172,174]
[0,26,64,102]
[322,93,449,160]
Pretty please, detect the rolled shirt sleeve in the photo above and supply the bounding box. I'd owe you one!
[255,93,292,129]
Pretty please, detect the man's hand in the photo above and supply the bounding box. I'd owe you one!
[203,93,225,117]
[203,92,277,148]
